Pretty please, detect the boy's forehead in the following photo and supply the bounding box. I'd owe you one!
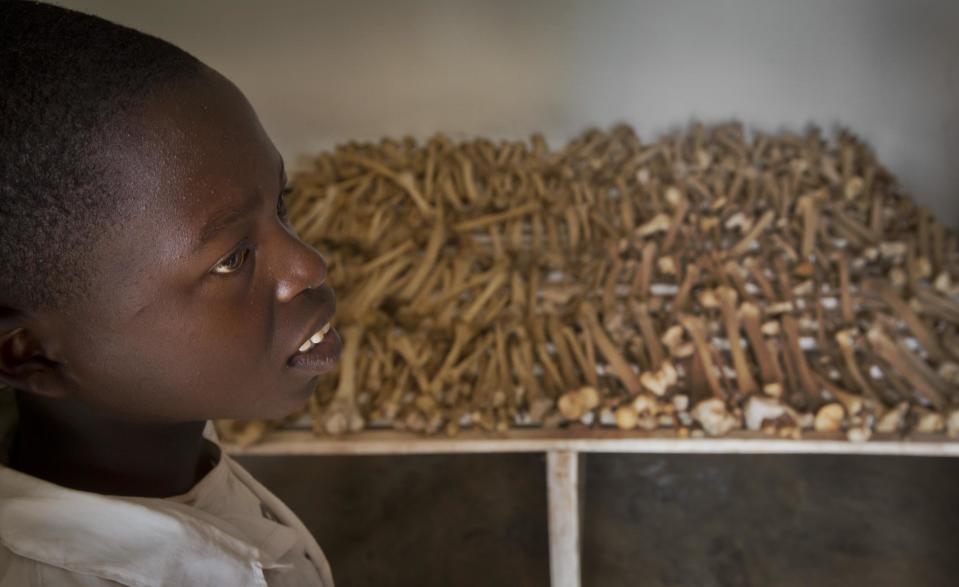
[105,68,280,229]
[90,69,281,288]
[131,69,275,183]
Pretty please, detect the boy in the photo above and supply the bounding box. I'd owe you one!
[0,2,342,585]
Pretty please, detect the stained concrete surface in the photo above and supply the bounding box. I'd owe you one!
[238,453,959,587]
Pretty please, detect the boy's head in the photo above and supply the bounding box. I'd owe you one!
[0,2,341,423]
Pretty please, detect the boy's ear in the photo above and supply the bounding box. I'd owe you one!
[0,307,70,399]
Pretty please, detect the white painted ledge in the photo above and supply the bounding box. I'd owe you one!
[223,428,959,458]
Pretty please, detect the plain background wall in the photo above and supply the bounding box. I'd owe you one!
[55,0,959,228]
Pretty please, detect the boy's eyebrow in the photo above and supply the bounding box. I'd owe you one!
[192,163,286,255]
[192,194,260,254]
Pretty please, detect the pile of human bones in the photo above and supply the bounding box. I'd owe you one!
[215,122,959,445]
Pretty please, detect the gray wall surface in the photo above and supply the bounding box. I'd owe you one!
[56,0,959,227]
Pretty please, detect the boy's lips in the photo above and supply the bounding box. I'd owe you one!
[287,285,338,364]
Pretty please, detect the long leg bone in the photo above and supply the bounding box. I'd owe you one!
[866,326,951,411]
[679,314,726,401]
[580,301,643,395]
[717,286,759,395]
[740,302,784,388]
[317,325,366,435]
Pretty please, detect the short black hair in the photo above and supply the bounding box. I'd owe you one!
[0,1,202,314]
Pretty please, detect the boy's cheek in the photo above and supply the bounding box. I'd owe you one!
[67,310,297,420]
[68,347,234,422]
[162,345,302,420]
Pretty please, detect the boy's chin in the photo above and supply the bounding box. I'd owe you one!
[212,381,317,423]
[260,383,316,419]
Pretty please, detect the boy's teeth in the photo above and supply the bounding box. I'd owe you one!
[298,323,331,353]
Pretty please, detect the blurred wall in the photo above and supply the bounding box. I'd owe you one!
[56,0,959,227]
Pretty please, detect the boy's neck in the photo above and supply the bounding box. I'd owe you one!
[9,392,219,498]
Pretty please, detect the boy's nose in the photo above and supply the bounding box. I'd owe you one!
[273,235,329,303]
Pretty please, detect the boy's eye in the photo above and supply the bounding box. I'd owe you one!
[212,247,251,275]
[277,186,292,221]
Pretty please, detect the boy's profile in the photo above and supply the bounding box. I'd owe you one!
[0,2,341,585]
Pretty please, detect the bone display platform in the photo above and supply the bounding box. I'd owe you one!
[216,122,959,450]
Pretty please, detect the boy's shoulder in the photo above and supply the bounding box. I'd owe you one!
[0,421,334,587]
[0,458,271,587]
[0,547,123,586]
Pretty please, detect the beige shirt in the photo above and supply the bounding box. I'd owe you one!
[0,419,333,587]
